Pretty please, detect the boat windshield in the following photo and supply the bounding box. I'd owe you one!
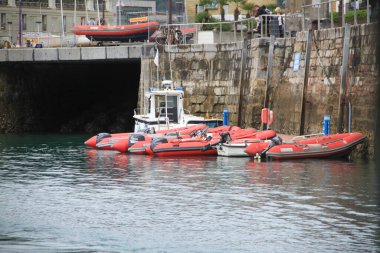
[155,95,178,123]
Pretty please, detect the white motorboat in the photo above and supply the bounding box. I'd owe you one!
[217,139,262,157]
[133,80,222,133]
[216,131,277,157]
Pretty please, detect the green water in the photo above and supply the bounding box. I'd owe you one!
[0,134,379,252]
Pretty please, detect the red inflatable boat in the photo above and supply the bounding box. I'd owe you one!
[145,137,217,157]
[246,132,365,160]
[72,21,160,42]
[110,124,208,153]
[85,124,207,151]
[84,132,131,150]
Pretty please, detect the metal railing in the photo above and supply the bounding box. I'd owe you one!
[4,1,49,8]
[153,17,264,45]
[255,14,288,38]
[177,1,376,42]
[153,15,304,45]
[301,0,375,30]
[55,2,86,11]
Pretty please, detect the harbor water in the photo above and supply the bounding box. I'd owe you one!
[0,134,379,252]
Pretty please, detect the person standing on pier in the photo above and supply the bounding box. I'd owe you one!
[255,5,270,36]
[274,7,284,37]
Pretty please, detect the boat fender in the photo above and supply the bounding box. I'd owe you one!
[128,134,145,147]
[269,110,274,125]
[151,137,168,150]
[261,108,274,125]
[96,133,112,144]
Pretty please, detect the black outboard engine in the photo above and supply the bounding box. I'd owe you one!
[219,132,232,144]
[150,137,168,150]
[142,127,156,134]
[128,134,145,147]
[96,133,112,144]
[271,135,283,145]
[260,135,283,157]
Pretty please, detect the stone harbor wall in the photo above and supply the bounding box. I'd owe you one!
[269,24,378,157]
[140,43,245,124]
[140,22,378,158]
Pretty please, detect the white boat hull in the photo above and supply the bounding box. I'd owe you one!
[217,143,250,157]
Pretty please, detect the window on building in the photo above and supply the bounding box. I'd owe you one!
[119,6,153,24]
[207,0,218,9]
[1,13,5,30]
[80,16,85,25]
[42,15,47,31]
[22,14,27,30]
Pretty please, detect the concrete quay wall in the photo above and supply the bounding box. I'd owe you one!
[0,45,148,62]
[140,23,378,158]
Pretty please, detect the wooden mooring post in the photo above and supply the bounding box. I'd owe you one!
[262,35,275,130]
[337,24,351,133]
[299,30,312,135]
[237,38,248,127]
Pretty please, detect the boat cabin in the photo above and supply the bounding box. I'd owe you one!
[133,80,222,132]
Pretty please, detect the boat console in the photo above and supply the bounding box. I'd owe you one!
[133,80,222,132]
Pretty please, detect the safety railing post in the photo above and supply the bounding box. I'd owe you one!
[354,1,357,25]
[240,20,243,41]
[220,22,222,43]
[317,3,320,30]
[234,21,236,42]
[196,23,198,44]
[302,6,305,31]
[330,2,334,28]
[367,0,370,23]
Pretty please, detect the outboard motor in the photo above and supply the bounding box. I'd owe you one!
[219,132,232,144]
[271,135,283,145]
[96,133,112,144]
[150,137,168,150]
[128,134,145,147]
[260,135,283,157]
[142,127,156,134]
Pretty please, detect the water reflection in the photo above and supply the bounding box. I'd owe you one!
[0,135,379,252]
[243,159,365,185]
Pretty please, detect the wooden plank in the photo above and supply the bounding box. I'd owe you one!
[299,30,311,135]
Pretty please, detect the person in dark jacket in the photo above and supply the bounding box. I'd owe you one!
[255,5,270,36]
